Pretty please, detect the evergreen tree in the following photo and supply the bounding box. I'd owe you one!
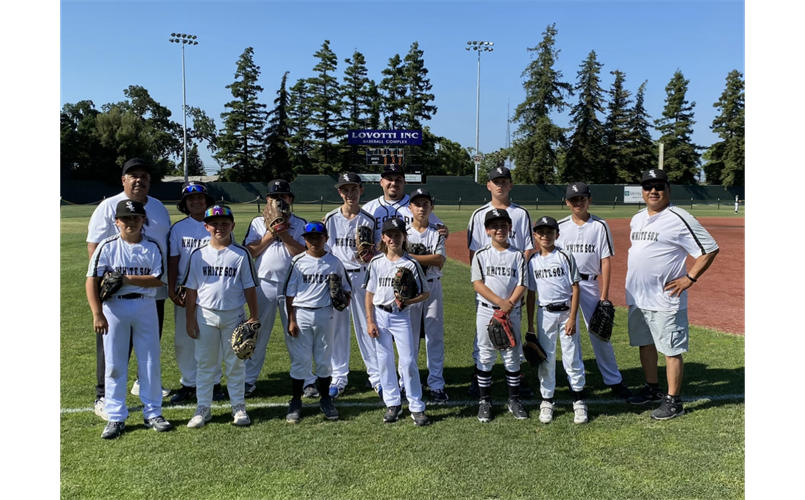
[264,71,295,181]
[703,70,744,187]
[215,47,268,181]
[342,51,374,130]
[603,70,632,183]
[287,78,315,175]
[307,40,344,174]
[366,81,382,129]
[511,23,573,184]
[623,81,656,182]
[564,50,608,183]
[184,143,206,176]
[655,70,701,184]
[401,42,437,130]
[379,54,407,130]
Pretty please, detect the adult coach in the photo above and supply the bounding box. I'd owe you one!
[86,158,171,419]
[625,169,719,420]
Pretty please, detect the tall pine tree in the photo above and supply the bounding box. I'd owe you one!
[401,42,437,130]
[655,70,701,184]
[342,51,374,130]
[307,40,344,174]
[623,81,656,182]
[379,54,407,130]
[215,47,268,181]
[264,71,294,181]
[603,70,632,183]
[564,50,607,183]
[511,23,573,184]
[703,70,744,187]
[287,78,315,174]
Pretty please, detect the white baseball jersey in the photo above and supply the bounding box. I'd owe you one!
[364,254,430,307]
[625,205,719,312]
[183,242,257,311]
[283,252,352,308]
[556,215,614,276]
[322,207,376,270]
[526,247,581,306]
[470,244,527,305]
[467,203,534,252]
[363,194,443,243]
[242,213,307,283]
[168,216,211,283]
[87,234,166,298]
[406,223,446,279]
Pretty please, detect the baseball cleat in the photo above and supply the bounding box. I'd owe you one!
[627,384,664,405]
[144,415,174,432]
[507,396,529,420]
[320,397,339,421]
[286,398,303,423]
[539,400,555,424]
[101,421,125,439]
[430,389,449,404]
[478,398,493,423]
[162,386,171,398]
[302,384,320,399]
[232,404,251,426]
[170,385,196,404]
[573,400,589,424]
[411,411,430,427]
[383,405,403,423]
[187,406,212,428]
[212,384,227,402]
[94,398,109,421]
[651,395,685,420]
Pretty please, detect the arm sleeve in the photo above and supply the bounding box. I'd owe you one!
[467,212,481,251]
[87,243,107,278]
[365,261,377,293]
[434,234,447,258]
[184,253,199,290]
[470,252,483,283]
[242,218,264,245]
[86,203,115,243]
[283,265,298,297]
[240,252,257,290]
[600,220,615,258]
[517,252,527,287]
[526,257,537,291]
[428,212,443,226]
[676,212,719,258]
[169,224,181,257]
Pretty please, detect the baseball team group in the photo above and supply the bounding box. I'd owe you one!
[85,158,719,439]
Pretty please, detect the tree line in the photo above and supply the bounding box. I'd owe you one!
[61,28,744,187]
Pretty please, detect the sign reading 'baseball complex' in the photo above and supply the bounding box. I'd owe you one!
[348,129,423,146]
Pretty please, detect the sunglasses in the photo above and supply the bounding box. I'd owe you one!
[184,184,207,194]
[204,206,232,218]
[642,183,667,192]
[304,222,326,234]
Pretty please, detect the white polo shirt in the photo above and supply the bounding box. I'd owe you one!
[556,214,614,276]
[467,202,534,253]
[470,244,527,306]
[168,216,211,284]
[283,252,351,309]
[87,234,166,298]
[242,213,307,283]
[526,247,581,306]
[364,253,429,307]
[184,242,257,311]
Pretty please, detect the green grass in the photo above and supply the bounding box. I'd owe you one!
[60,205,744,500]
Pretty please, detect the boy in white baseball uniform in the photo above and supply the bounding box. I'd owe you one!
[283,222,351,423]
[405,188,448,403]
[323,172,381,399]
[471,209,529,423]
[364,218,432,426]
[526,216,588,424]
[184,206,259,428]
[466,166,535,399]
[167,181,226,404]
[86,199,173,439]
[556,182,632,399]
[243,180,318,398]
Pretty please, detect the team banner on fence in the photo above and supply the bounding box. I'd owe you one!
[348,129,423,146]
[623,186,644,204]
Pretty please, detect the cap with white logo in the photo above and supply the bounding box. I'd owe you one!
[532,215,559,232]
[487,166,512,181]
[641,169,669,184]
[565,182,591,199]
[484,207,512,227]
[381,217,407,234]
[334,172,363,188]
[409,188,433,203]
[115,199,147,218]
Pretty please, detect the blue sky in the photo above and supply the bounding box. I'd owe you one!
[60,0,745,174]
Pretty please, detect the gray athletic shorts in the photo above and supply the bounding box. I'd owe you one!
[627,305,689,356]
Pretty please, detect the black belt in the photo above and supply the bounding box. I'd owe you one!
[297,305,329,310]
[378,304,395,313]
[579,273,598,281]
[545,303,570,312]
[427,277,440,282]
[479,302,500,310]
[346,268,364,273]
[116,293,143,300]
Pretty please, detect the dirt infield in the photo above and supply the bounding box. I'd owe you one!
[445,217,744,335]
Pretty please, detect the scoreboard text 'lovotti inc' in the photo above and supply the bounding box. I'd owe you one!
[347,130,423,146]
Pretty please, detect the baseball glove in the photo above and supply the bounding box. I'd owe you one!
[487,310,517,351]
[407,242,430,275]
[231,320,261,360]
[355,225,375,264]
[98,271,124,302]
[522,331,548,366]
[175,285,187,302]
[588,300,615,342]
[262,198,291,235]
[329,273,349,312]
[392,266,419,310]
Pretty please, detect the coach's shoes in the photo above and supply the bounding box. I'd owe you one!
[328,385,345,400]
[507,396,529,420]
[468,373,480,398]
[478,398,493,423]
[383,405,403,423]
[539,400,555,424]
[244,382,257,398]
[170,385,196,404]
[187,406,212,428]
[627,384,664,405]
[573,401,589,424]
[518,373,534,398]
[609,382,634,400]
[212,384,227,402]
[303,384,320,398]
[232,404,251,426]
[286,398,303,424]
[651,395,685,420]
[411,411,430,427]
[431,388,449,404]
[144,415,174,432]
[94,398,109,421]
[320,397,339,421]
[101,421,125,439]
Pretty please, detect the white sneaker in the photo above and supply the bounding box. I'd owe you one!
[162,386,171,398]
[130,380,140,396]
[539,400,554,424]
[573,400,589,424]
[232,404,251,426]
[187,406,212,428]
[94,398,109,421]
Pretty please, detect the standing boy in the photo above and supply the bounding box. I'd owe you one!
[556,182,632,399]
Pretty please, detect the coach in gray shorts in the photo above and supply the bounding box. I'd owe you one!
[623,169,719,420]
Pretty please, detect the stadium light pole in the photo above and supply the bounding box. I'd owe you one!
[466,41,494,183]
[169,33,199,183]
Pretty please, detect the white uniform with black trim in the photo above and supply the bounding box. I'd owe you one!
[87,234,166,422]
[406,224,447,390]
[526,247,586,399]
[470,244,526,372]
[556,214,624,386]
[283,252,351,381]
[323,207,380,390]
[242,213,314,387]
[364,254,430,412]
[183,241,257,409]
[363,194,443,244]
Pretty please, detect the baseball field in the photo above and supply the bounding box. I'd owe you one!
[60,202,745,500]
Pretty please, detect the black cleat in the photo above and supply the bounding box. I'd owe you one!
[609,382,634,399]
[507,396,529,420]
[101,421,126,439]
[411,411,430,427]
[212,384,227,402]
[169,385,196,404]
[627,384,664,405]
[143,415,174,432]
[478,398,493,423]
[383,405,403,423]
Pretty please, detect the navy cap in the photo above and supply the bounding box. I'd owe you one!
[122,158,150,175]
[203,205,234,222]
[381,164,405,178]
[532,216,559,232]
[302,221,328,238]
[566,182,591,199]
[381,217,406,233]
[115,199,147,218]
[484,208,512,227]
[335,172,363,188]
[177,181,215,214]
[487,166,512,181]
[641,169,669,184]
[409,188,433,203]
[267,179,294,198]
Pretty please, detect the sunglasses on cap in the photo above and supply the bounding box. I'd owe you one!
[183,184,208,194]
[642,183,667,192]
[303,222,326,233]
[204,206,233,218]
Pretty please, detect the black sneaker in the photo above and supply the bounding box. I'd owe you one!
[383,405,403,423]
[286,398,303,423]
[518,373,534,399]
[609,382,634,399]
[651,395,685,420]
[143,415,174,432]
[244,381,257,398]
[320,397,339,421]
[303,384,320,398]
[399,386,407,401]
[431,388,449,404]
[411,411,430,427]
[468,373,480,398]
[101,421,125,439]
[478,398,493,423]
[169,385,196,404]
[627,384,664,405]
[507,396,529,420]
[212,384,227,402]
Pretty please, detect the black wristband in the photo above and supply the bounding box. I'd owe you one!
[686,274,697,283]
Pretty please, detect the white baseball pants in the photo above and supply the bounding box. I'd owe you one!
[475,305,522,372]
[287,307,335,380]
[174,303,222,388]
[537,308,586,398]
[410,278,445,390]
[374,307,425,412]
[576,279,624,386]
[195,306,247,408]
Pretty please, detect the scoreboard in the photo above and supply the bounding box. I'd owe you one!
[366,148,404,166]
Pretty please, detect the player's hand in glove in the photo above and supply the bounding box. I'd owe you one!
[392,267,418,311]
[407,242,430,275]
[522,331,548,366]
[355,225,375,264]
[171,285,187,307]
[588,299,615,342]
[263,198,291,235]
[231,320,261,359]
[98,270,124,302]
[487,310,517,350]
[329,273,350,311]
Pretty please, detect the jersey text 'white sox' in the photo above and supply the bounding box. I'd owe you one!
[364,254,429,307]
[184,242,257,311]
[168,217,211,283]
[284,252,351,308]
[556,215,614,276]
[526,248,581,305]
[88,234,166,297]
[470,244,527,304]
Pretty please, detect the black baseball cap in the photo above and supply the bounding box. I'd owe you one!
[641,169,669,185]
[566,182,591,198]
[302,221,328,237]
[381,217,406,233]
[122,158,150,175]
[115,199,147,218]
[409,188,433,203]
[487,166,512,181]
[381,164,405,179]
[177,181,215,214]
[203,205,234,222]
[267,179,294,199]
[533,216,559,232]
[484,208,512,227]
[335,172,363,188]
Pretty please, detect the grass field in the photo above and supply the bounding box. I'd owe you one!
[60,203,744,500]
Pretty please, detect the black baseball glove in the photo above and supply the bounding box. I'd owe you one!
[98,271,124,302]
[522,331,548,366]
[487,310,517,350]
[231,321,261,360]
[329,273,350,312]
[407,242,430,275]
[588,300,615,342]
[392,267,418,310]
